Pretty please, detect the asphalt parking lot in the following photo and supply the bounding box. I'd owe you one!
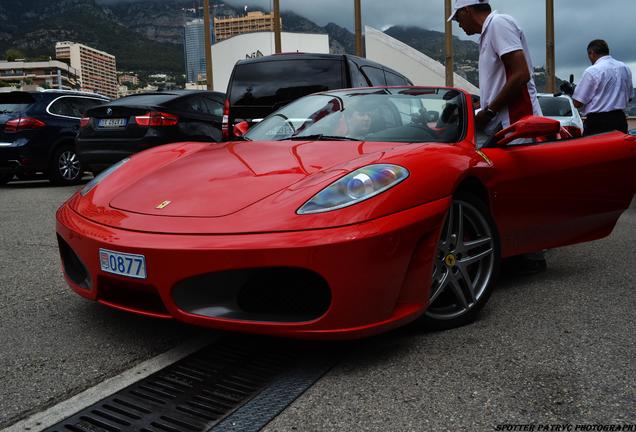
[0,180,634,431]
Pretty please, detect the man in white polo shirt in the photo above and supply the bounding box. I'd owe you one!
[450,0,546,274]
[570,39,633,135]
[449,0,542,136]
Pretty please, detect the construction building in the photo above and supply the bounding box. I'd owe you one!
[213,11,279,42]
[55,41,118,99]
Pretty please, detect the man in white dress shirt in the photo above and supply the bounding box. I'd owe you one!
[571,40,633,135]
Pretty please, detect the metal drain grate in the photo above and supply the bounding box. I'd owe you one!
[43,337,298,432]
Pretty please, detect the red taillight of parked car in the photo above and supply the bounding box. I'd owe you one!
[221,99,230,140]
[80,117,91,128]
[563,125,582,137]
[4,117,46,132]
[134,111,179,127]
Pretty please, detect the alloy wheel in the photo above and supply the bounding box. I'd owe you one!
[58,149,81,181]
[426,199,495,321]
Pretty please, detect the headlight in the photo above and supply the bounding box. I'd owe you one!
[80,158,130,196]
[297,164,409,214]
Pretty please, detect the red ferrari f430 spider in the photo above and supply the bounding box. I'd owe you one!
[56,87,636,339]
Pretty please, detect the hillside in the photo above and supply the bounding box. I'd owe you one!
[104,0,240,44]
[0,0,574,92]
[0,0,186,73]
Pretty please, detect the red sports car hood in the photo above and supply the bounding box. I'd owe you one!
[109,140,409,217]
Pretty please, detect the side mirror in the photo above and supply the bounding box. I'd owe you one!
[233,121,250,138]
[493,116,561,146]
[471,94,481,109]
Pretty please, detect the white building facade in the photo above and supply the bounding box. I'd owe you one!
[364,26,479,94]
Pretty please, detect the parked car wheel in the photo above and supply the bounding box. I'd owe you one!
[419,192,500,330]
[49,145,83,185]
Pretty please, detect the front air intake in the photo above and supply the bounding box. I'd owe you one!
[98,276,170,317]
[56,235,91,289]
[172,267,331,323]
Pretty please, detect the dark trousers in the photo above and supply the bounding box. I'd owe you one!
[583,110,628,136]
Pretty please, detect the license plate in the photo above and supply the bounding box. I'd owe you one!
[98,118,127,128]
[99,248,147,279]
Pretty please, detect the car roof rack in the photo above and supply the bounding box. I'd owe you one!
[41,89,107,97]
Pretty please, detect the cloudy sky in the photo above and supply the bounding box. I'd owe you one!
[224,0,636,86]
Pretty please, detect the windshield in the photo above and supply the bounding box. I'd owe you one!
[230,59,343,108]
[244,87,466,143]
[108,93,177,106]
[538,96,573,117]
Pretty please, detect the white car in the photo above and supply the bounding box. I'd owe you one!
[537,93,584,137]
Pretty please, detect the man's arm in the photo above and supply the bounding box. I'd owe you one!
[572,70,594,110]
[628,67,633,102]
[488,50,531,113]
[475,50,530,129]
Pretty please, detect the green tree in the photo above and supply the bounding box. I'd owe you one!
[5,48,25,61]
[30,55,51,62]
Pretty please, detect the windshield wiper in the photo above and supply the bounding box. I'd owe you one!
[283,134,360,141]
[232,135,251,141]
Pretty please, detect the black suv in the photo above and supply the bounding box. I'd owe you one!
[222,53,412,139]
[77,90,224,173]
[0,90,109,185]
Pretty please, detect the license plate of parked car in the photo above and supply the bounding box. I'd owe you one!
[98,118,127,128]
[99,248,147,279]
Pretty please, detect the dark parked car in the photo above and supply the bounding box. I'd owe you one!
[0,90,109,185]
[77,90,225,173]
[223,53,412,139]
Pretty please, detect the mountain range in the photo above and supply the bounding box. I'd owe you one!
[3,0,606,97]
[0,0,485,83]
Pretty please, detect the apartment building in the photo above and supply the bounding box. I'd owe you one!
[118,73,139,86]
[213,11,280,42]
[0,60,79,89]
[55,41,117,99]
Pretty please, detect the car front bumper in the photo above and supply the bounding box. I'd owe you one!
[56,197,449,339]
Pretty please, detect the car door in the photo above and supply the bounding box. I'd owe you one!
[481,132,636,257]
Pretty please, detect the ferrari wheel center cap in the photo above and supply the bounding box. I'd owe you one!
[444,254,457,267]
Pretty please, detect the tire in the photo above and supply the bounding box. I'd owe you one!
[0,173,13,185]
[49,144,83,186]
[417,192,500,330]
